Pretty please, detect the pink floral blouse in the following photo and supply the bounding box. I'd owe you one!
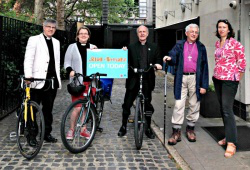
[213,38,246,81]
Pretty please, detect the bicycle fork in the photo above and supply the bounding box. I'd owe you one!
[74,101,91,136]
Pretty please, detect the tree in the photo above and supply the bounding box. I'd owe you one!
[57,0,65,30]
[1,0,137,26]
[34,0,45,25]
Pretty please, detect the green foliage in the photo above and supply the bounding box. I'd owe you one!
[20,25,42,54]
[0,10,35,23]
[1,0,138,25]
[1,61,19,93]
[208,84,215,92]
[0,0,35,23]
[60,67,68,80]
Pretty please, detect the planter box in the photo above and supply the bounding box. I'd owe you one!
[200,91,221,118]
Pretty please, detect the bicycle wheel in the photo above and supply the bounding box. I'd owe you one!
[61,100,97,153]
[134,96,145,150]
[96,92,104,129]
[16,101,45,160]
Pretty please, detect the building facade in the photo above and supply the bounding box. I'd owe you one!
[155,0,250,120]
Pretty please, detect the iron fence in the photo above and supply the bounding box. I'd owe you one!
[0,16,75,119]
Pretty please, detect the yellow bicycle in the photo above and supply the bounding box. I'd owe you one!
[16,76,53,159]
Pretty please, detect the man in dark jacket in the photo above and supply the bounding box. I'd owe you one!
[163,23,208,145]
[118,25,162,139]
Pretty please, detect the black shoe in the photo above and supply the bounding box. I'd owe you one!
[118,125,127,137]
[145,128,155,139]
[27,136,38,147]
[44,134,57,143]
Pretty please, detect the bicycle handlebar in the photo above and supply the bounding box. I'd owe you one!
[75,72,107,79]
[15,76,55,91]
[130,64,157,73]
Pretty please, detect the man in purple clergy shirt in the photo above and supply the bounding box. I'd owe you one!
[163,23,209,145]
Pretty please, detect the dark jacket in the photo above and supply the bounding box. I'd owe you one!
[125,41,162,91]
[168,40,209,101]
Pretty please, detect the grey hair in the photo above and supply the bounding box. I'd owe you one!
[185,23,199,33]
[43,19,57,28]
[136,25,149,34]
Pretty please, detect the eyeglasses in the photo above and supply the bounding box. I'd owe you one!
[45,26,56,29]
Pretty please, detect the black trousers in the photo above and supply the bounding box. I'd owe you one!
[122,80,154,125]
[31,82,57,136]
[212,77,239,143]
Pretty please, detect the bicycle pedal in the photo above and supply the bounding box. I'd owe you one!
[9,132,17,141]
[97,127,103,132]
[128,119,134,123]
[145,111,153,116]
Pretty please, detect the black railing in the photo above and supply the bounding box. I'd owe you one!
[0,15,75,119]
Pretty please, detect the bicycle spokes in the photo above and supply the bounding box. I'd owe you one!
[61,100,97,153]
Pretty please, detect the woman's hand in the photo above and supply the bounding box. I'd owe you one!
[240,72,244,81]
[122,46,127,50]
[90,45,97,50]
[70,70,75,77]
[200,88,206,94]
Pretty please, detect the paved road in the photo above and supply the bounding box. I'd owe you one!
[0,78,178,170]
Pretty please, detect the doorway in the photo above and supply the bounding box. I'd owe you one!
[112,31,130,48]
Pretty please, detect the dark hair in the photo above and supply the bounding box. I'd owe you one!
[76,26,91,41]
[215,19,235,39]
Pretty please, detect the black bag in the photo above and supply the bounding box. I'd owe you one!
[67,76,85,96]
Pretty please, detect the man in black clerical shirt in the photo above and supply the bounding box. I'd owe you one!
[118,25,162,139]
[24,19,61,145]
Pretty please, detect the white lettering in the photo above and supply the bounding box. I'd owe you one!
[89,64,105,68]
[107,64,125,68]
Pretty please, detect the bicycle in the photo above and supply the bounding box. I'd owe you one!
[61,72,107,153]
[15,76,53,159]
[131,64,157,150]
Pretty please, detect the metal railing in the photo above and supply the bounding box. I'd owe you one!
[0,15,75,119]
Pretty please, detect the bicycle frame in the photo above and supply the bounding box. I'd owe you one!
[74,73,107,129]
[24,85,34,125]
[131,64,156,149]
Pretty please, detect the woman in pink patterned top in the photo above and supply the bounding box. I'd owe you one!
[213,19,246,158]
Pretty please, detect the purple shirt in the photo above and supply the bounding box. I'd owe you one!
[183,41,198,73]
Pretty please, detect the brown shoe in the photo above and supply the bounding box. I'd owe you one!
[186,126,196,142]
[168,128,181,145]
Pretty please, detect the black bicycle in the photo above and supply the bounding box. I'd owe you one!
[61,72,107,153]
[15,76,53,159]
[131,64,157,150]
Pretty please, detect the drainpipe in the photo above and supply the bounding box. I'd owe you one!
[102,0,108,48]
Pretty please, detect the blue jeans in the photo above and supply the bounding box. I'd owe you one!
[212,77,239,143]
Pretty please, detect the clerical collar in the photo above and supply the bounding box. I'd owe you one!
[187,41,194,44]
[140,41,147,45]
[81,44,86,46]
[43,34,51,40]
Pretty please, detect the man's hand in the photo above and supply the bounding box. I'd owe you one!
[70,70,75,77]
[155,64,162,70]
[25,77,32,85]
[163,56,171,62]
[200,88,206,94]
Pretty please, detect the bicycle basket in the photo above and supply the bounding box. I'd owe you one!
[67,76,85,96]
